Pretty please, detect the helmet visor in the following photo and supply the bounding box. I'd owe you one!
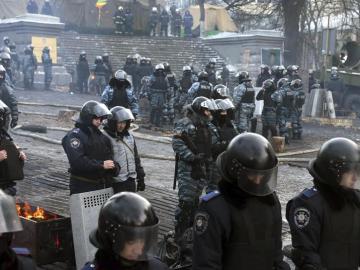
[201,99,218,111]
[235,166,278,196]
[93,103,112,119]
[113,108,135,122]
[113,223,159,261]
[216,98,235,111]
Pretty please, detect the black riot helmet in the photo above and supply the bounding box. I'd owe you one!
[89,192,159,261]
[110,69,131,89]
[3,37,10,46]
[0,52,11,69]
[213,84,230,99]
[277,77,289,89]
[78,100,112,126]
[95,56,103,64]
[217,133,278,196]
[191,96,218,115]
[308,138,360,188]
[79,51,87,60]
[263,79,276,92]
[260,64,269,74]
[290,79,303,91]
[105,106,135,133]
[102,53,109,62]
[236,71,251,84]
[163,62,171,73]
[198,71,208,81]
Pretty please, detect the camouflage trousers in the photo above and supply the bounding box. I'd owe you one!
[289,109,302,139]
[175,160,206,241]
[277,107,290,141]
[150,93,167,126]
[235,104,255,133]
[44,65,52,90]
[206,160,220,193]
[261,107,278,138]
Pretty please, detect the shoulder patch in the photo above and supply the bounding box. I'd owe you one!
[293,207,311,228]
[194,211,209,235]
[70,138,81,149]
[302,187,318,198]
[201,190,221,202]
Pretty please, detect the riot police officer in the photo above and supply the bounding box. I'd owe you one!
[113,6,126,35]
[256,79,278,139]
[256,64,272,87]
[288,79,305,139]
[286,137,360,270]
[102,53,113,83]
[164,62,177,124]
[9,43,20,84]
[273,78,291,144]
[172,97,217,243]
[0,190,36,269]
[62,101,119,195]
[22,47,34,90]
[232,71,255,133]
[83,192,168,270]
[124,8,134,35]
[174,66,193,117]
[103,107,145,193]
[0,65,18,129]
[193,133,290,270]
[0,100,25,195]
[149,7,159,37]
[93,56,109,95]
[187,71,213,102]
[0,51,13,85]
[147,64,170,127]
[160,9,170,37]
[28,45,37,89]
[2,37,10,51]
[76,51,90,94]
[273,65,286,85]
[101,70,139,118]
[205,58,217,85]
[41,46,52,90]
[327,66,346,107]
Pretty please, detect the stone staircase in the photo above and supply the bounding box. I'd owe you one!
[58,32,225,77]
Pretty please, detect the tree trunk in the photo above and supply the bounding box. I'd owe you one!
[282,0,305,65]
[198,0,205,37]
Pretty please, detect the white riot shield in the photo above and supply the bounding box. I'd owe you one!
[70,188,114,270]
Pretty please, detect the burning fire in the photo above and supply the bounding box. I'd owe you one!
[16,202,45,220]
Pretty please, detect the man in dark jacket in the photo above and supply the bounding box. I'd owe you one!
[41,0,53,15]
[76,51,90,94]
[62,101,119,195]
[26,0,38,14]
[193,133,290,270]
[160,9,170,37]
[287,137,360,270]
[183,10,193,38]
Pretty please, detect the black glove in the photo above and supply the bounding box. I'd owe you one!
[10,118,18,128]
[193,153,205,162]
[137,178,145,191]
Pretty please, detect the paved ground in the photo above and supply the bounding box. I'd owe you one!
[10,88,360,268]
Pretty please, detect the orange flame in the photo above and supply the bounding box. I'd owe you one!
[33,206,45,219]
[16,202,46,220]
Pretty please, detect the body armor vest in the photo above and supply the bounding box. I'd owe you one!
[294,91,306,108]
[264,89,276,108]
[319,201,360,270]
[180,76,192,92]
[108,87,130,109]
[195,81,212,98]
[283,89,295,108]
[150,77,168,93]
[223,196,281,270]
[193,123,212,158]
[242,87,255,104]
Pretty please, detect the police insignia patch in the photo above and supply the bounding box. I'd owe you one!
[294,207,310,228]
[70,138,80,149]
[194,212,209,235]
